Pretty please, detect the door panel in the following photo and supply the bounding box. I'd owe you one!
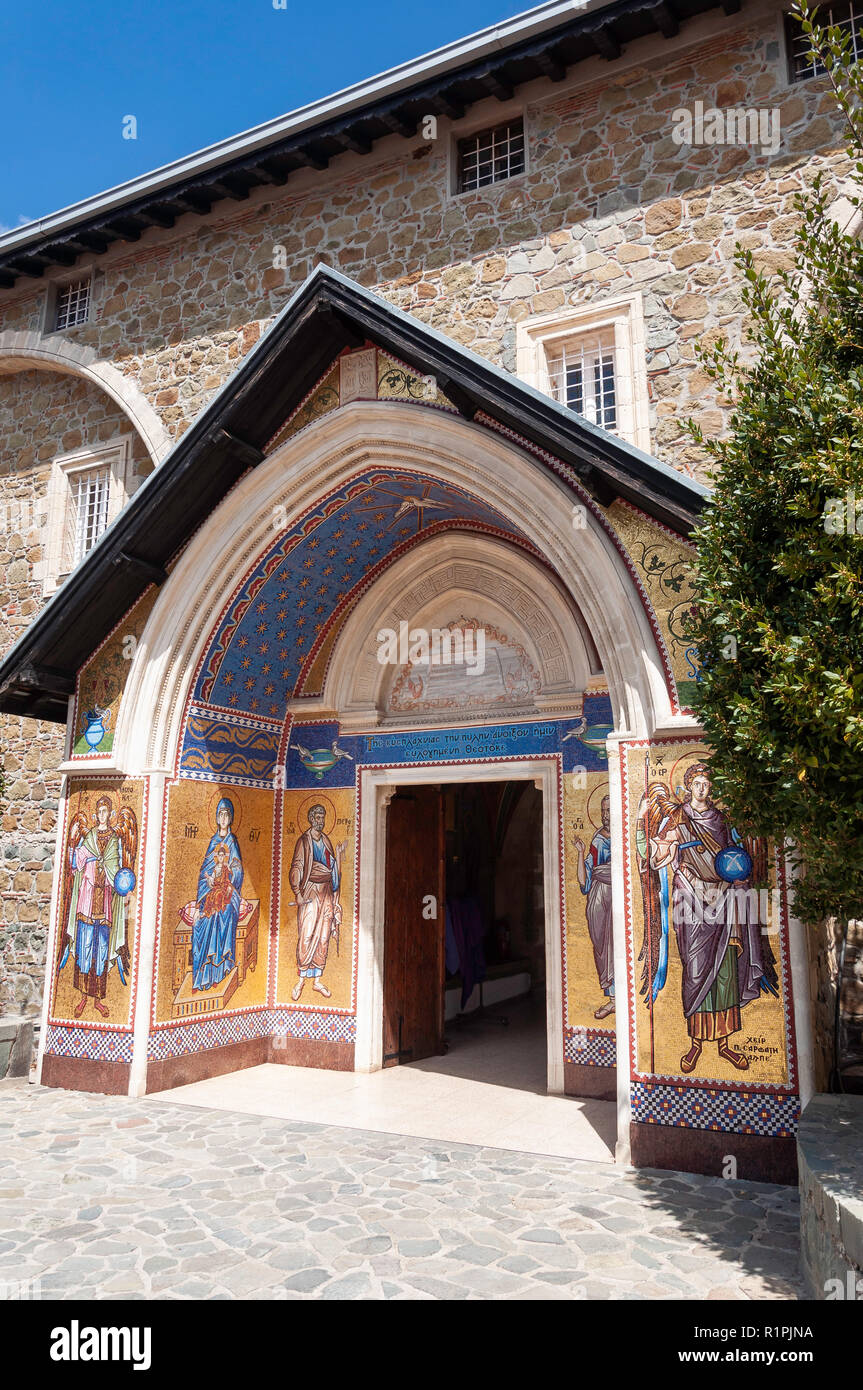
[383,786,445,1066]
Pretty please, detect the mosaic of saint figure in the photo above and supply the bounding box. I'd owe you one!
[637,763,778,1074]
[191,798,243,991]
[289,804,346,1000]
[60,795,138,1018]
[573,793,615,1020]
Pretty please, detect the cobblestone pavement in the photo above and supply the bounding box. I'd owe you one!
[0,1080,803,1301]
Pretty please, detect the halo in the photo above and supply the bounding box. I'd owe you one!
[585,781,610,831]
[668,752,712,803]
[206,786,242,835]
[293,792,337,831]
[80,787,118,821]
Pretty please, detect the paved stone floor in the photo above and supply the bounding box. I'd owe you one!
[0,1079,803,1300]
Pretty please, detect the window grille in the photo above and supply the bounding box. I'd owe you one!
[546,335,618,431]
[69,466,111,567]
[787,2,863,80]
[457,120,525,192]
[54,277,91,330]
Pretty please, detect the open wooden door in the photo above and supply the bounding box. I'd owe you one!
[383,785,445,1067]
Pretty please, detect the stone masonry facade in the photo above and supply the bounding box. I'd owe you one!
[0,2,851,1013]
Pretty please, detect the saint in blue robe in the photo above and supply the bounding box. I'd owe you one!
[192,800,243,991]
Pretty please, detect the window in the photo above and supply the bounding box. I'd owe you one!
[546,333,618,431]
[41,438,133,595]
[516,293,651,452]
[54,276,91,330]
[457,119,525,192]
[68,464,111,566]
[787,2,863,81]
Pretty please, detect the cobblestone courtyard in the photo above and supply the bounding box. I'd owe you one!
[0,1079,803,1300]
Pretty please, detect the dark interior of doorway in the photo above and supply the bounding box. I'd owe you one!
[383,778,547,1091]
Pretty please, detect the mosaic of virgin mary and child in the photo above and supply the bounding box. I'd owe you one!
[189,798,244,991]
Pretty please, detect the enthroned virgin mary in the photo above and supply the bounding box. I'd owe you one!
[192,798,243,991]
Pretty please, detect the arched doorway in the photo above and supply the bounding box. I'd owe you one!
[111,400,676,1159]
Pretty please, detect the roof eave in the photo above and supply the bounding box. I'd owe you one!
[0,265,708,721]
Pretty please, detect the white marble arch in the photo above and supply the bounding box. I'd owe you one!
[309,532,600,729]
[107,400,697,1142]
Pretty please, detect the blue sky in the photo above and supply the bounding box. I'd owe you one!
[0,0,530,231]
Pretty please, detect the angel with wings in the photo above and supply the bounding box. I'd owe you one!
[636,763,778,1076]
[59,794,138,1018]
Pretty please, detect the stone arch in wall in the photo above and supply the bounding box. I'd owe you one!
[0,330,172,467]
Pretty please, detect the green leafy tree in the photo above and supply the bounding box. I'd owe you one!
[687,3,863,924]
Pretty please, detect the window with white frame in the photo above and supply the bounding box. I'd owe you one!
[67,463,111,566]
[456,119,525,192]
[545,332,618,431]
[42,438,132,595]
[53,275,92,330]
[516,293,651,452]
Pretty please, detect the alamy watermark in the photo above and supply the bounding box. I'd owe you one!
[672,101,781,157]
[376,621,486,676]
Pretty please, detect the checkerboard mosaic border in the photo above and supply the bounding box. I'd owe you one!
[147,1008,356,1059]
[271,1010,356,1043]
[147,1009,272,1060]
[631,1081,800,1137]
[564,1026,616,1068]
[43,1024,134,1063]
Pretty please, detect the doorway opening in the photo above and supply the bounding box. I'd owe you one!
[383,778,548,1095]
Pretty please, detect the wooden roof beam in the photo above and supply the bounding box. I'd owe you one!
[593,25,621,60]
[336,130,373,156]
[534,50,567,82]
[287,147,329,171]
[377,110,418,138]
[649,1,680,36]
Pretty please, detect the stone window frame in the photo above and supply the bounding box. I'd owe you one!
[446,103,530,200]
[516,291,651,453]
[41,434,134,596]
[39,265,101,337]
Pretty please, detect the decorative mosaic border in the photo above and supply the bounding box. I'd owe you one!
[147,1007,357,1059]
[43,1024,134,1063]
[271,1009,357,1043]
[631,1080,801,1137]
[147,1008,273,1060]
[564,1025,616,1067]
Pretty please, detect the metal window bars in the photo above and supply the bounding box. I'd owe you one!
[789,1,863,80]
[71,466,110,567]
[458,120,525,192]
[54,277,91,331]
[546,336,617,431]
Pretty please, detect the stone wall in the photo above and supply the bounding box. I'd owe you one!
[798,1093,863,1298]
[0,12,851,476]
[0,369,151,1014]
[0,4,852,1014]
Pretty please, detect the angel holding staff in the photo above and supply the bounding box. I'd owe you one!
[60,795,138,1018]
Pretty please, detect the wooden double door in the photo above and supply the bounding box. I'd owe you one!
[382,785,445,1067]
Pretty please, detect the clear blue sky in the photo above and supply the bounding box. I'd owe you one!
[0,0,531,231]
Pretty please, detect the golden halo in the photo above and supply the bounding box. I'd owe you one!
[668,752,712,803]
[206,787,243,836]
[79,787,118,821]
[586,781,610,831]
[294,792,337,832]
